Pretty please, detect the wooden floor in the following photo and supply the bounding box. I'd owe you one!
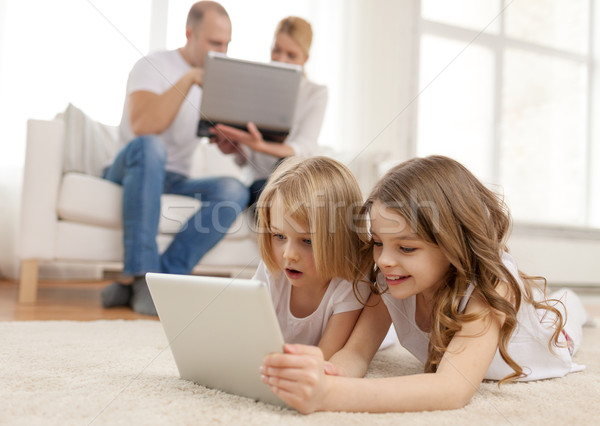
[0,279,155,321]
[1,279,599,321]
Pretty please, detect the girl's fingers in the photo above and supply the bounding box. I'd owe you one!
[323,361,343,376]
[283,343,324,356]
[261,364,321,384]
[261,372,305,390]
[262,371,322,414]
[263,351,321,370]
[260,345,327,412]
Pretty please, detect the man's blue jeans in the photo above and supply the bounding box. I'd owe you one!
[102,135,250,276]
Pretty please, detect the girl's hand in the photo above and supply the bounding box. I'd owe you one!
[261,343,331,414]
[214,122,265,152]
[323,361,346,377]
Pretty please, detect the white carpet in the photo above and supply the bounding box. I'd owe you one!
[1,320,598,425]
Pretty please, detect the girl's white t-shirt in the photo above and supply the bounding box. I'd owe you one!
[379,252,584,381]
[252,261,370,346]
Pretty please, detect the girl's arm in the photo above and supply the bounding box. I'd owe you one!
[327,293,392,377]
[261,295,503,414]
[318,291,391,363]
[317,309,362,361]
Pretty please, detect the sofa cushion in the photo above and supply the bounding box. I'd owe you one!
[55,220,260,265]
[57,103,119,177]
[57,172,254,239]
[57,173,201,233]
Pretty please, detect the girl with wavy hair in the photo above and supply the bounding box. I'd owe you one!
[260,155,591,413]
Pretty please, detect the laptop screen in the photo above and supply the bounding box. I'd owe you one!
[197,52,302,142]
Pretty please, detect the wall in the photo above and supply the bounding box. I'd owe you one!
[0,165,21,279]
[338,0,418,163]
[509,226,600,287]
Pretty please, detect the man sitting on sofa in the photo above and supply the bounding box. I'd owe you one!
[101,1,249,315]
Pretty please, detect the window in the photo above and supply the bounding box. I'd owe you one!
[417,0,597,228]
[0,0,152,166]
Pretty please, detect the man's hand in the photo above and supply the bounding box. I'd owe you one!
[187,67,204,86]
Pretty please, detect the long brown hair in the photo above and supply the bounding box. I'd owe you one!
[356,155,564,383]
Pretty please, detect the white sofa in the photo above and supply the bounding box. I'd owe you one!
[18,105,260,303]
[18,104,387,303]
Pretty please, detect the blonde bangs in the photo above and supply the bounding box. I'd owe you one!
[255,156,363,282]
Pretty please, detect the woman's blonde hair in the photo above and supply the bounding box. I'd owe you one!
[357,155,564,384]
[256,156,364,282]
[275,16,313,56]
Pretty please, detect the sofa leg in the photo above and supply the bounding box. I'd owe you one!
[19,259,39,303]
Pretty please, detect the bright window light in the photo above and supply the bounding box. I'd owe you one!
[418,0,596,228]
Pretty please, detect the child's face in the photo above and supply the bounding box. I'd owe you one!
[269,195,329,289]
[370,201,451,301]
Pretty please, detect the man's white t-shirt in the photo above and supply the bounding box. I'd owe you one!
[253,261,370,345]
[115,49,203,176]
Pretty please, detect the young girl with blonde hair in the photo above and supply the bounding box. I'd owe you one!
[253,156,370,360]
[261,155,591,413]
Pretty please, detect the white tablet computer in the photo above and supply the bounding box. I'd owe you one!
[197,52,302,142]
[145,272,285,406]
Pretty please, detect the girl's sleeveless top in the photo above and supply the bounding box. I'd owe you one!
[378,252,584,381]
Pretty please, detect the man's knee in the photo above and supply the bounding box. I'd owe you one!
[218,177,250,208]
[127,135,167,167]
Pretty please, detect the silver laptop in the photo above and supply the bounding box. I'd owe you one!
[197,52,302,142]
[145,272,285,406]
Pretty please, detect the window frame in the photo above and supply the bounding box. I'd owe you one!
[415,0,597,229]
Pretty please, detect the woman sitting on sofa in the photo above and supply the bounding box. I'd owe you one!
[211,16,328,207]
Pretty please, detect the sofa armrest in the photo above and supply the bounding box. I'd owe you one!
[18,119,64,260]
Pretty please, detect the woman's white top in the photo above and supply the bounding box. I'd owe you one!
[253,261,370,346]
[241,77,328,184]
[379,252,584,381]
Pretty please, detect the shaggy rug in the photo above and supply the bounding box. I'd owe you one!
[1,320,598,425]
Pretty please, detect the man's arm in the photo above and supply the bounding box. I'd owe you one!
[129,68,203,136]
